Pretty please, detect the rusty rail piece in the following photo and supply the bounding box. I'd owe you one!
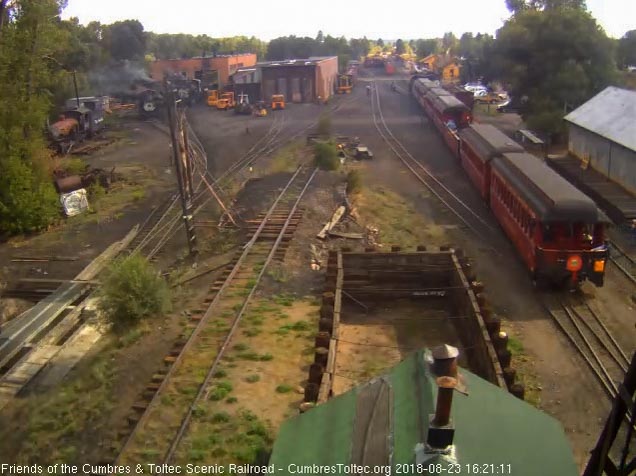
[114,166,317,464]
[370,81,500,247]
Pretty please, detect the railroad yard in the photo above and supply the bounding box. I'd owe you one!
[0,65,635,472]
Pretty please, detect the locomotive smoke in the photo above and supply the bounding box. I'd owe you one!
[89,60,155,96]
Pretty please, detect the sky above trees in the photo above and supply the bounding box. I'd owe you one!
[61,0,634,40]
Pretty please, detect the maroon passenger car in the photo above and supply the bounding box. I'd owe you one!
[458,124,524,201]
[489,152,609,287]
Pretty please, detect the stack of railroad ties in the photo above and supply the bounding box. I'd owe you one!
[410,77,610,289]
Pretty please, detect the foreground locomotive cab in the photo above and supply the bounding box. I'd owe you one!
[490,152,609,288]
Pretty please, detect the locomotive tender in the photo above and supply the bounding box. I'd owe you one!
[410,77,609,287]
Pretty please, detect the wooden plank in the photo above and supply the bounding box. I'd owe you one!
[327,230,364,240]
[317,206,346,239]
[317,372,332,404]
[333,250,343,339]
[75,225,139,281]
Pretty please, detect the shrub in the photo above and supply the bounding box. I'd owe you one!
[0,154,59,235]
[314,141,340,171]
[59,157,87,175]
[276,384,293,394]
[346,170,363,194]
[316,113,331,136]
[98,254,171,330]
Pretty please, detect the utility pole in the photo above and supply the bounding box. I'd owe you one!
[165,89,198,257]
[72,70,80,108]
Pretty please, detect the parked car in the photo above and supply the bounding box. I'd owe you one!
[475,91,508,104]
[496,99,525,114]
[355,146,373,160]
[463,83,487,93]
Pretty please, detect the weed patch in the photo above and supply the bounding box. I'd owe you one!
[276,384,293,394]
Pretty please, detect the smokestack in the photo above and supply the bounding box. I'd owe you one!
[427,376,457,449]
[433,376,456,426]
[432,344,459,378]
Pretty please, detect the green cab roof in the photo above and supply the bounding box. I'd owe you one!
[269,349,578,476]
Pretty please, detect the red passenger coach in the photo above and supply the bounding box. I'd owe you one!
[458,124,524,201]
[490,152,609,287]
[427,91,471,155]
[412,78,437,111]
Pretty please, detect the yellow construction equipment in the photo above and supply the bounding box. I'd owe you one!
[206,89,219,107]
[254,101,268,117]
[336,74,353,94]
[217,91,235,110]
[271,94,285,110]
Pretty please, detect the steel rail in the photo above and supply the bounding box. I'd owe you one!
[374,81,499,235]
[608,240,636,285]
[114,166,310,464]
[370,82,490,241]
[164,167,318,463]
[542,300,616,400]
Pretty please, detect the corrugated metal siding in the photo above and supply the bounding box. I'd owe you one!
[263,79,276,102]
[608,143,636,194]
[262,65,316,103]
[277,77,287,96]
[569,124,636,194]
[290,77,301,103]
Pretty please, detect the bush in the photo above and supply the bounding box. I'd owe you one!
[346,170,363,194]
[0,154,59,236]
[59,157,87,175]
[98,254,170,330]
[314,141,340,171]
[316,113,331,136]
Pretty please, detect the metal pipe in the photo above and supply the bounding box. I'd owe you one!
[433,376,457,427]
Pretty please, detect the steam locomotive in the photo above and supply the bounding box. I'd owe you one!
[48,97,106,154]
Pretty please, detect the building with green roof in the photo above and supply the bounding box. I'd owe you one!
[269,349,578,476]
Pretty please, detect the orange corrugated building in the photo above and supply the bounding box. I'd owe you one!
[150,53,257,88]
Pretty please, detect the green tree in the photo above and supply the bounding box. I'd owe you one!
[395,39,406,55]
[492,8,617,137]
[415,38,438,59]
[441,32,458,54]
[102,19,145,61]
[506,0,586,12]
[0,0,63,236]
[377,38,384,47]
[349,37,371,59]
[316,30,324,43]
[99,254,171,330]
[618,30,636,68]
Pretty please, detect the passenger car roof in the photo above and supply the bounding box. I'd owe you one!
[459,124,524,162]
[492,152,605,222]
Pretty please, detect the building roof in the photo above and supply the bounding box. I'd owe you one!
[459,124,524,163]
[269,349,578,475]
[492,152,605,222]
[564,86,636,152]
[153,53,256,62]
[257,56,337,68]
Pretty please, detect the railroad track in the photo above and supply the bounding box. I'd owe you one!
[608,240,636,285]
[132,93,360,260]
[370,80,499,244]
[542,296,630,401]
[114,166,317,465]
[134,113,289,260]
